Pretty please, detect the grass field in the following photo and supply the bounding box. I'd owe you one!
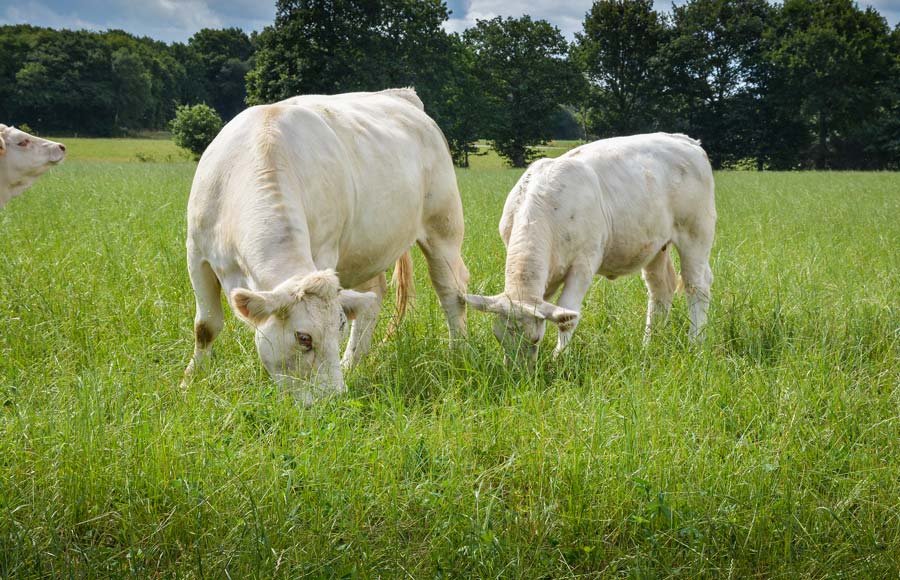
[1,138,899,578]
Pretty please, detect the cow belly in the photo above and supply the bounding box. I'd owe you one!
[336,245,408,288]
[331,194,423,287]
[597,217,673,277]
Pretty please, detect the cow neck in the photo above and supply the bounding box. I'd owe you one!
[503,207,552,304]
[247,225,318,291]
[0,165,21,207]
[243,135,320,291]
[0,163,8,195]
[253,261,316,293]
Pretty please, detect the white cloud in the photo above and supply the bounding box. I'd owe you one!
[0,0,274,42]
[863,0,900,25]
[2,0,896,44]
[445,0,594,38]
[445,0,898,39]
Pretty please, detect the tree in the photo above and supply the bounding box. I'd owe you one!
[245,0,476,160]
[465,16,580,167]
[170,104,222,159]
[189,28,254,120]
[863,25,900,169]
[768,0,893,168]
[0,25,221,135]
[573,0,668,138]
[246,0,451,102]
[427,35,490,167]
[13,30,116,134]
[112,48,152,131]
[663,0,773,167]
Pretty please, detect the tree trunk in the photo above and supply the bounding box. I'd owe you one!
[816,110,828,170]
[512,146,526,168]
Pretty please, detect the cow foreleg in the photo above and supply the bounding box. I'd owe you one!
[183,259,224,383]
[552,264,593,357]
[341,274,386,370]
[418,240,469,343]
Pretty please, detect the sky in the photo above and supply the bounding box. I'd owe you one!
[1,0,898,43]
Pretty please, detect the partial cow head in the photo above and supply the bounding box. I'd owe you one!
[231,270,377,405]
[0,125,66,175]
[0,125,66,207]
[464,293,579,366]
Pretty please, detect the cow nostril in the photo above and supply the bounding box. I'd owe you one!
[58,144,66,152]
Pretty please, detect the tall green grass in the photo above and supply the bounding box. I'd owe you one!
[1,143,898,578]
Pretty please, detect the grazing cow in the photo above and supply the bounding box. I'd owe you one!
[184,89,469,404]
[465,133,716,363]
[0,125,66,209]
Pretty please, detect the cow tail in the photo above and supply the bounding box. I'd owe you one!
[386,250,415,339]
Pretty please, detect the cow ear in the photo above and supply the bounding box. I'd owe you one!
[464,293,509,315]
[232,288,278,324]
[537,302,580,330]
[339,290,378,321]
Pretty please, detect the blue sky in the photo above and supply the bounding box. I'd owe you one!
[1,0,897,43]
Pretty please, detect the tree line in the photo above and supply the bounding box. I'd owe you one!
[1,0,898,170]
[0,25,254,137]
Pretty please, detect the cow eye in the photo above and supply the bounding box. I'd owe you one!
[17,139,29,147]
[295,331,313,351]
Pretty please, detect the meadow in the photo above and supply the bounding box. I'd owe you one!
[1,138,899,578]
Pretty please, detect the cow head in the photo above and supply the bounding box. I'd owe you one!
[0,125,66,177]
[231,270,378,405]
[464,293,578,366]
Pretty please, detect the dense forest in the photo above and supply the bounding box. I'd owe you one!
[1,0,898,169]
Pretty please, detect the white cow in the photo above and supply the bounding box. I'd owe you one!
[184,89,469,404]
[465,133,716,362]
[0,125,66,209]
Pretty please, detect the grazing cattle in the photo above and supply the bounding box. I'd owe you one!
[465,133,716,363]
[0,125,66,209]
[184,89,469,404]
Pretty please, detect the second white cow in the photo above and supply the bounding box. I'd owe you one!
[0,125,66,209]
[465,133,716,362]
[184,89,469,404]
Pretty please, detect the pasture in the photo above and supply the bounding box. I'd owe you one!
[1,139,899,578]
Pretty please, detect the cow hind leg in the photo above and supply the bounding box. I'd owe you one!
[184,259,224,380]
[341,273,387,369]
[674,231,714,342]
[641,244,678,344]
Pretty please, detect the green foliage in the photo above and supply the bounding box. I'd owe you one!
[572,0,899,169]
[428,35,491,168]
[111,48,153,132]
[664,0,774,167]
[246,0,473,159]
[246,0,451,101]
[188,28,254,120]
[766,0,895,168]
[0,25,248,135]
[573,0,668,137]
[1,149,900,577]
[465,16,582,167]
[169,104,222,159]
